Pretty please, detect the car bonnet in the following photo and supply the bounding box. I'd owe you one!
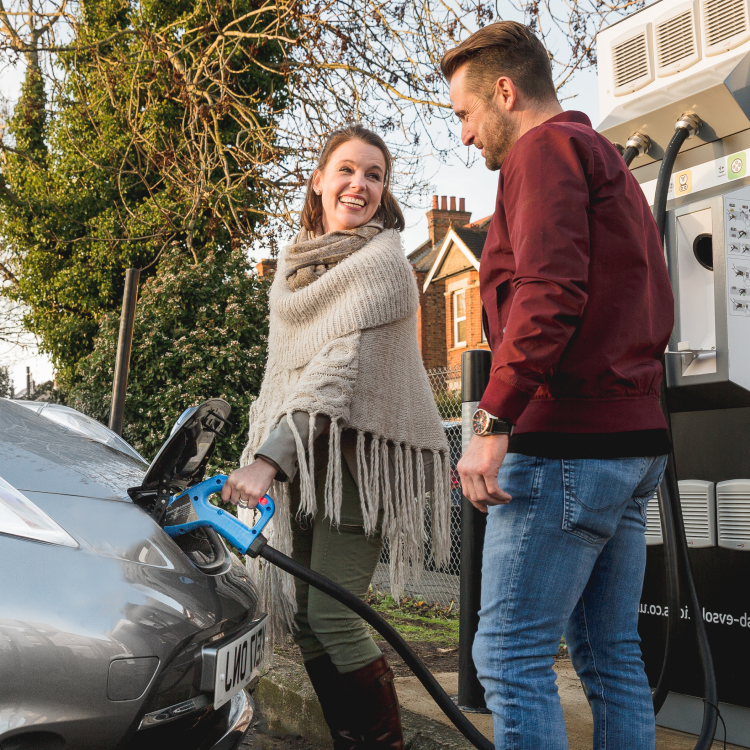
[0,399,147,500]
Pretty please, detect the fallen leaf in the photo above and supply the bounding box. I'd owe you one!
[437,647,457,654]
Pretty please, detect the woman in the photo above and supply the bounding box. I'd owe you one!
[222,124,450,750]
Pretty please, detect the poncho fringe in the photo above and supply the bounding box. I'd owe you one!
[239,229,451,644]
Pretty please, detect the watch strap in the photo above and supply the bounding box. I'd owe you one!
[472,408,514,436]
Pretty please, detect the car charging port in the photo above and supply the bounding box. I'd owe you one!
[173,526,231,575]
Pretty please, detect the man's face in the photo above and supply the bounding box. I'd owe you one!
[449,66,517,171]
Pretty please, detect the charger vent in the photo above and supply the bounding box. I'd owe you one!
[717,479,750,550]
[645,489,663,545]
[679,479,717,548]
[612,27,654,95]
[703,0,750,54]
[655,6,700,75]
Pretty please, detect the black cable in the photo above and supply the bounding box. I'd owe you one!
[648,124,719,750]
[651,435,681,714]
[652,127,690,242]
[258,542,495,750]
[619,138,680,713]
[703,699,727,750]
[660,449,719,749]
[622,145,639,167]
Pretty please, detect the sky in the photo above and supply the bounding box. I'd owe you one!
[399,66,600,254]
[0,62,47,394]
[0,55,601,395]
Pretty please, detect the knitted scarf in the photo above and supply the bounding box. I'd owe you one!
[240,229,450,640]
[285,220,383,290]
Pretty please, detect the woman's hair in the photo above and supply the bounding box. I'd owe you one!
[301,123,405,232]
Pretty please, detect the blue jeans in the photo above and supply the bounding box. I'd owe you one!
[473,454,667,750]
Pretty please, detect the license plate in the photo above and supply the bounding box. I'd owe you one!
[212,618,267,709]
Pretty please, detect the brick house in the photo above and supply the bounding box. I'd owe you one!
[257,196,493,376]
[408,196,492,372]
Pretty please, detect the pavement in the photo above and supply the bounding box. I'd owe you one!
[252,655,742,750]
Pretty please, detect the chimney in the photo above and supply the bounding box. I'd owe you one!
[256,258,277,278]
[426,194,472,245]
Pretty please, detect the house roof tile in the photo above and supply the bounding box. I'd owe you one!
[452,227,488,260]
[407,238,434,270]
[407,214,492,273]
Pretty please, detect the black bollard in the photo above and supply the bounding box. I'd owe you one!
[457,349,492,713]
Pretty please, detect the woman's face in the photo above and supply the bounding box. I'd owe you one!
[312,139,386,233]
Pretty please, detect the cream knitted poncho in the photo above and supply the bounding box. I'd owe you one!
[239,229,450,635]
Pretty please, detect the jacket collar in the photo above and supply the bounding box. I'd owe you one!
[542,110,591,128]
[504,110,592,167]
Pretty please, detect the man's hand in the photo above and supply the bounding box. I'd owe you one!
[457,434,512,513]
[221,458,277,508]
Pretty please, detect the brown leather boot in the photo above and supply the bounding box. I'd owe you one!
[304,654,362,750]
[340,655,404,750]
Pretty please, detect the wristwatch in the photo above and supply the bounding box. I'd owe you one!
[472,409,514,437]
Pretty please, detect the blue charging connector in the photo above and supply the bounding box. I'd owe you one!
[163,474,275,554]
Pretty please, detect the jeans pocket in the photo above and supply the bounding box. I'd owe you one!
[562,458,645,545]
[631,455,668,525]
[633,495,650,525]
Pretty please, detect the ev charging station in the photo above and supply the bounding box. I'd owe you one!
[597,2,750,744]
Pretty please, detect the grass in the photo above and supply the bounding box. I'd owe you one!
[364,590,459,645]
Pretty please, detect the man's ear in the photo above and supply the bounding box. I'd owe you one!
[493,77,517,112]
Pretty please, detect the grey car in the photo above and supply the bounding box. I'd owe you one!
[0,397,266,750]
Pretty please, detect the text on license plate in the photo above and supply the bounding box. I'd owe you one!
[214,618,267,709]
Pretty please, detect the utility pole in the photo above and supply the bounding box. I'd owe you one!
[109,269,140,436]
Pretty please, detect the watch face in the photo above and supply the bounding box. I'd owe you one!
[473,409,490,435]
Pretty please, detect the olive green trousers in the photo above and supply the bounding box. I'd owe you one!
[290,439,384,673]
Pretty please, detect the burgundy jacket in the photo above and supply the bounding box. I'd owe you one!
[478,111,674,435]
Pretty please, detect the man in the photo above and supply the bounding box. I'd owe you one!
[444,21,674,750]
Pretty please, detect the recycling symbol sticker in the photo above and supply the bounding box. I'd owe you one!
[674,170,692,195]
[728,152,747,180]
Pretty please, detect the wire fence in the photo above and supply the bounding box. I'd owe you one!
[371,364,464,609]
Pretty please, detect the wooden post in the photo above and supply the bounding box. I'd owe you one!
[109,269,140,435]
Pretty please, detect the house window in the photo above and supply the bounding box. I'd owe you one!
[453,290,466,346]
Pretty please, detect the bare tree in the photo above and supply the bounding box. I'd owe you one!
[0,0,636,384]
[0,0,637,255]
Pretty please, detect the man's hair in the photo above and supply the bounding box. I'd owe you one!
[440,21,556,102]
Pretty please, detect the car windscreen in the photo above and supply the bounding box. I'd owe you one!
[12,402,146,464]
[1,400,147,498]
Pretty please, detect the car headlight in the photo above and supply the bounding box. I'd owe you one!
[0,476,79,548]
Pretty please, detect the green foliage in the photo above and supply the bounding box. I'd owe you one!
[433,390,461,421]
[0,366,10,398]
[70,245,270,468]
[30,381,67,404]
[0,0,288,390]
[364,591,459,643]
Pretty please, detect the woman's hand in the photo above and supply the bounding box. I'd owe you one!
[221,458,278,509]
